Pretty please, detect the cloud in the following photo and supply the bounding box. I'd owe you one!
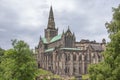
[47,0,77,12]
[0,0,120,49]
[0,28,6,32]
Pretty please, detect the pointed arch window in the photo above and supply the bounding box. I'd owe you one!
[68,54,70,61]
[73,54,76,61]
[73,67,76,73]
[84,54,87,61]
[79,55,82,61]
[79,67,81,74]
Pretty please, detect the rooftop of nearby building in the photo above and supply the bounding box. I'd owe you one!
[90,44,104,51]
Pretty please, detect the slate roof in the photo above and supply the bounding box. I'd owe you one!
[90,44,103,51]
[80,39,90,43]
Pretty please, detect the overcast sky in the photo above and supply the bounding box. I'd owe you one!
[0,0,120,49]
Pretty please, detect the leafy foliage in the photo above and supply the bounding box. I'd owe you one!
[0,40,37,80]
[89,4,120,80]
[82,74,89,80]
[0,48,5,80]
[0,48,5,63]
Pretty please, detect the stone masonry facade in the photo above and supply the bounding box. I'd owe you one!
[36,6,106,76]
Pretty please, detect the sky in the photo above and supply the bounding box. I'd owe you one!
[0,0,120,49]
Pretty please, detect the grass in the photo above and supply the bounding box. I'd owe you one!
[52,74,61,78]
[36,69,63,79]
[36,68,78,80]
[82,74,89,79]
[36,69,53,76]
[36,69,91,80]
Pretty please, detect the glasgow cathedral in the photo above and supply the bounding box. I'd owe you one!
[36,6,106,76]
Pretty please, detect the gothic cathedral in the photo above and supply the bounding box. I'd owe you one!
[36,6,106,76]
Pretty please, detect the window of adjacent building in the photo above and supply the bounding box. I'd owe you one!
[98,54,101,62]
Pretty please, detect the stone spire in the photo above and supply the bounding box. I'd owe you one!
[45,6,58,41]
[47,6,55,29]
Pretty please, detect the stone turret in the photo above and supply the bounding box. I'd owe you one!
[64,26,75,48]
[102,38,106,50]
[102,38,106,44]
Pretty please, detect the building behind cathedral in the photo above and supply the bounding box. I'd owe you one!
[36,6,106,76]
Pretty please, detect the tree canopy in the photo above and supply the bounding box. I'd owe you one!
[0,40,37,80]
[0,47,5,63]
[89,4,120,80]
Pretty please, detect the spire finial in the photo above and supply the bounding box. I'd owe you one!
[68,25,69,29]
[73,32,75,37]
[62,30,64,34]
[67,25,70,31]
[40,35,42,40]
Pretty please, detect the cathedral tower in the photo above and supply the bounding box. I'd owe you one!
[45,6,58,42]
[64,27,75,48]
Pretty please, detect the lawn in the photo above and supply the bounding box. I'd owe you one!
[82,74,89,79]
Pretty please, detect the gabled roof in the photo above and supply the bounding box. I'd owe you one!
[80,39,90,43]
[50,34,62,43]
[90,44,103,51]
[41,34,62,44]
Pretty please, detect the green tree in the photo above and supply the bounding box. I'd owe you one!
[89,5,120,80]
[0,47,5,63]
[0,48,5,80]
[0,40,37,80]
